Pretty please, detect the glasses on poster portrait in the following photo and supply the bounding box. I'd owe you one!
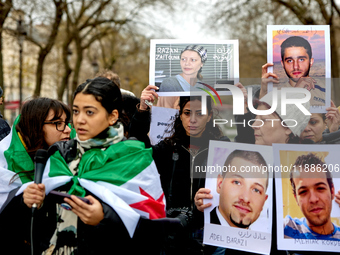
[44,121,72,132]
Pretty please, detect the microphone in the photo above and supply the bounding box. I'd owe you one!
[32,149,49,214]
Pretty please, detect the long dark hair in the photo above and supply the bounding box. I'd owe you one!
[74,77,128,128]
[163,96,222,146]
[16,97,71,160]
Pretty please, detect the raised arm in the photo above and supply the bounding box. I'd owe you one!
[129,85,159,147]
[260,63,279,99]
[325,101,340,133]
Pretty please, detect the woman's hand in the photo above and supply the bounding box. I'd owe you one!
[140,85,159,110]
[64,195,104,226]
[335,189,340,207]
[260,63,279,99]
[23,183,45,209]
[235,83,248,113]
[194,188,213,212]
[325,101,340,133]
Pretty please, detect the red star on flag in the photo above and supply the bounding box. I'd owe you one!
[129,187,166,219]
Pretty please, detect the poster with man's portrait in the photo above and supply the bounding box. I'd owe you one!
[273,144,340,253]
[149,39,239,96]
[203,141,273,254]
[267,25,331,113]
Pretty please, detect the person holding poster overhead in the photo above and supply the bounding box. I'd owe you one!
[257,58,339,145]
[285,153,340,240]
[130,85,230,254]
[251,90,311,145]
[234,84,310,144]
[159,45,207,92]
[196,90,310,255]
[300,105,340,144]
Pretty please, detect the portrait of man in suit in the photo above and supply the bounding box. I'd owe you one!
[211,150,269,229]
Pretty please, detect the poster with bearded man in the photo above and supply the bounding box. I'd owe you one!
[202,141,273,254]
[267,25,331,113]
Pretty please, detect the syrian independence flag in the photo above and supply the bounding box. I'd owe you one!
[0,116,34,210]
[17,139,166,237]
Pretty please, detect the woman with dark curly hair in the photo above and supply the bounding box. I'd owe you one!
[129,84,230,255]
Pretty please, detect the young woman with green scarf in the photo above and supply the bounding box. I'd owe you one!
[0,97,71,253]
[4,77,166,255]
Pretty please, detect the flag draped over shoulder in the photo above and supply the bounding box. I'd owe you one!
[0,116,34,209]
[36,139,165,237]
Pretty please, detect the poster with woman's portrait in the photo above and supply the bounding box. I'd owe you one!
[267,25,331,113]
[203,141,273,255]
[149,39,239,96]
[273,144,340,253]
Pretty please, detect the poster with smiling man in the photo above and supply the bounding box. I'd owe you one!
[267,25,331,113]
[203,141,273,254]
[273,143,340,253]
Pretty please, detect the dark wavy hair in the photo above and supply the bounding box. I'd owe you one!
[163,96,222,146]
[16,97,71,160]
[290,153,333,196]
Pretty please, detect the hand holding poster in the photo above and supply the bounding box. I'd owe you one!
[267,25,331,113]
[273,144,340,253]
[203,141,273,254]
[149,106,178,145]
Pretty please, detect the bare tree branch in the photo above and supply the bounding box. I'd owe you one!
[272,0,315,24]
[33,0,65,96]
[331,0,340,17]
[315,0,331,23]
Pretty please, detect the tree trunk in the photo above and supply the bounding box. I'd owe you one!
[71,37,83,95]
[57,42,72,103]
[0,0,13,116]
[330,25,340,106]
[33,0,64,97]
[33,52,47,97]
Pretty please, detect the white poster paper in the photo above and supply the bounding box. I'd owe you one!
[267,25,331,113]
[149,106,178,145]
[150,39,239,97]
[273,143,340,252]
[203,141,273,254]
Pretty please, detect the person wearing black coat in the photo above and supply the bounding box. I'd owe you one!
[129,85,230,255]
[0,87,10,141]
[0,78,169,255]
[195,88,311,255]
